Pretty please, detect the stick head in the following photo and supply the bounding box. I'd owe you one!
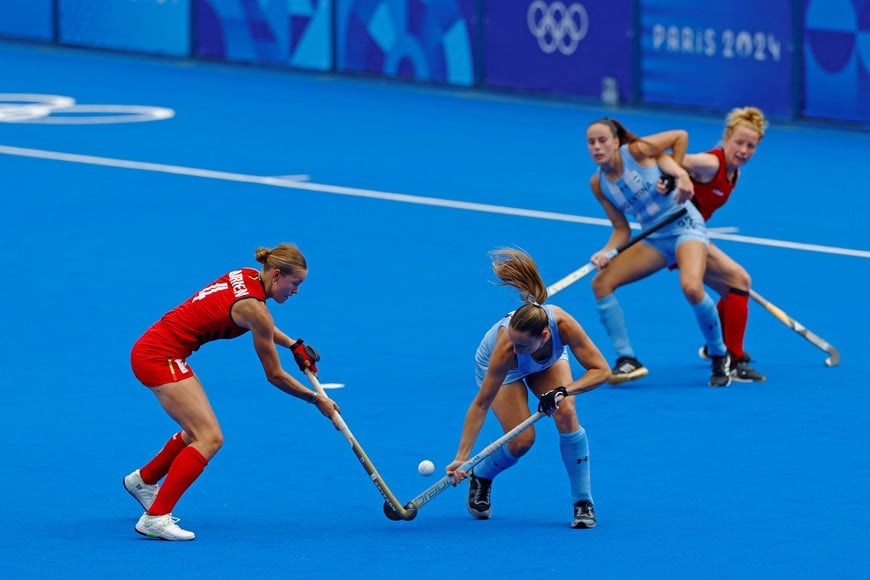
[383,501,418,521]
[383,501,401,521]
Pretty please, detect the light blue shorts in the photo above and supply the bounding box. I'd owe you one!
[642,212,708,264]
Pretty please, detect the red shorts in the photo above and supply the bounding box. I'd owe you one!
[130,336,194,387]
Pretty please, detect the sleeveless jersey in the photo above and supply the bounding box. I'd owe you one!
[598,143,702,237]
[691,148,737,221]
[474,304,567,387]
[135,267,267,359]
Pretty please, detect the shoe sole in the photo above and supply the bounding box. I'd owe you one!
[135,526,162,540]
[708,377,732,387]
[731,373,766,383]
[571,520,597,529]
[135,523,195,541]
[607,368,649,385]
[467,506,491,520]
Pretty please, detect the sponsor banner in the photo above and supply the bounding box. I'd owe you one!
[640,0,793,116]
[0,0,54,41]
[335,0,478,86]
[59,0,191,56]
[195,0,332,71]
[483,0,633,99]
[802,0,870,123]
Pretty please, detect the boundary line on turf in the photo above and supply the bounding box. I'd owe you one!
[2,144,867,260]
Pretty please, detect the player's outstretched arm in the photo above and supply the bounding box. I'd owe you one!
[553,306,611,395]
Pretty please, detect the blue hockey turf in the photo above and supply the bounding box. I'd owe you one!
[1,40,868,579]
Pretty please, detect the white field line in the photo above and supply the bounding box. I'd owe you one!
[1,144,867,259]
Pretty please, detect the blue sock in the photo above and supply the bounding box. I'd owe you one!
[560,428,592,504]
[473,443,519,480]
[692,293,727,356]
[596,294,635,359]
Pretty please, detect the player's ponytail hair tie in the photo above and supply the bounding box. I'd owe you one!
[522,292,543,307]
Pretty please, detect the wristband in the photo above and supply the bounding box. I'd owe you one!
[307,392,318,404]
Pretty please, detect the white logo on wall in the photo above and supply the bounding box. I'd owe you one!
[0,94,175,124]
[650,25,782,62]
[527,1,589,56]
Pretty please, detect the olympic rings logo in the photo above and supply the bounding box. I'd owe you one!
[0,93,174,124]
[527,1,589,56]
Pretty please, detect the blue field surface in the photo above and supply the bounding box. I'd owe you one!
[1,40,868,579]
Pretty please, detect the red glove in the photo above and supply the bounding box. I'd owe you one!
[290,339,320,373]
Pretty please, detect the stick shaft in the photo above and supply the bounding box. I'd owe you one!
[406,412,546,510]
[306,370,416,520]
[749,289,840,366]
[547,208,688,297]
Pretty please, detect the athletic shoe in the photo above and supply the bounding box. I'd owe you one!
[467,473,492,520]
[607,356,649,385]
[135,512,195,541]
[709,354,732,387]
[571,500,597,529]
[698,345,752,361]
[731,355,766,382]
[124,469,159,510]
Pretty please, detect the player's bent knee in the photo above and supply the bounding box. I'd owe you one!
[739,269,752,291]
[590,275,614,299]
[508,431,535,457]
[196,431,224,458]
[553,412,580,433]
[682,286,706,304]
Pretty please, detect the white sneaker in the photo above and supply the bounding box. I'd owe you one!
[135,512,195,541]
[124,469,159,510]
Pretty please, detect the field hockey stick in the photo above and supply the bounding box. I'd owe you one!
[546,207,688,297]
[388,411,547,519]
[305,370,418,521]
[749,289,840,367]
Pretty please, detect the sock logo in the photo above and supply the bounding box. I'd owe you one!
[576,455,589,464]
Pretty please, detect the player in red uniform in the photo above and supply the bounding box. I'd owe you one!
[124,243,339,540]
[666,106,768,382]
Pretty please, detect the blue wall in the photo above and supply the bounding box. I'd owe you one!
[1,0,867,126]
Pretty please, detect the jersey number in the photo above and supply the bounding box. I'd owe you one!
[192,282,229,302]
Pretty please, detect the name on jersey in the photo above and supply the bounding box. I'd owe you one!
[228,270,249,298]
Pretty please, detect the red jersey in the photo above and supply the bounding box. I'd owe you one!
[135,267,267,360]
[691,148,737,221]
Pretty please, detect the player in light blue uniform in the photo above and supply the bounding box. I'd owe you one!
[447,249,610,529]
[473,304,569,388]
[586,118,731,387]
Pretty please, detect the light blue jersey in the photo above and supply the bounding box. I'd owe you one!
[598,144,706,242]
[474,304,569,387]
